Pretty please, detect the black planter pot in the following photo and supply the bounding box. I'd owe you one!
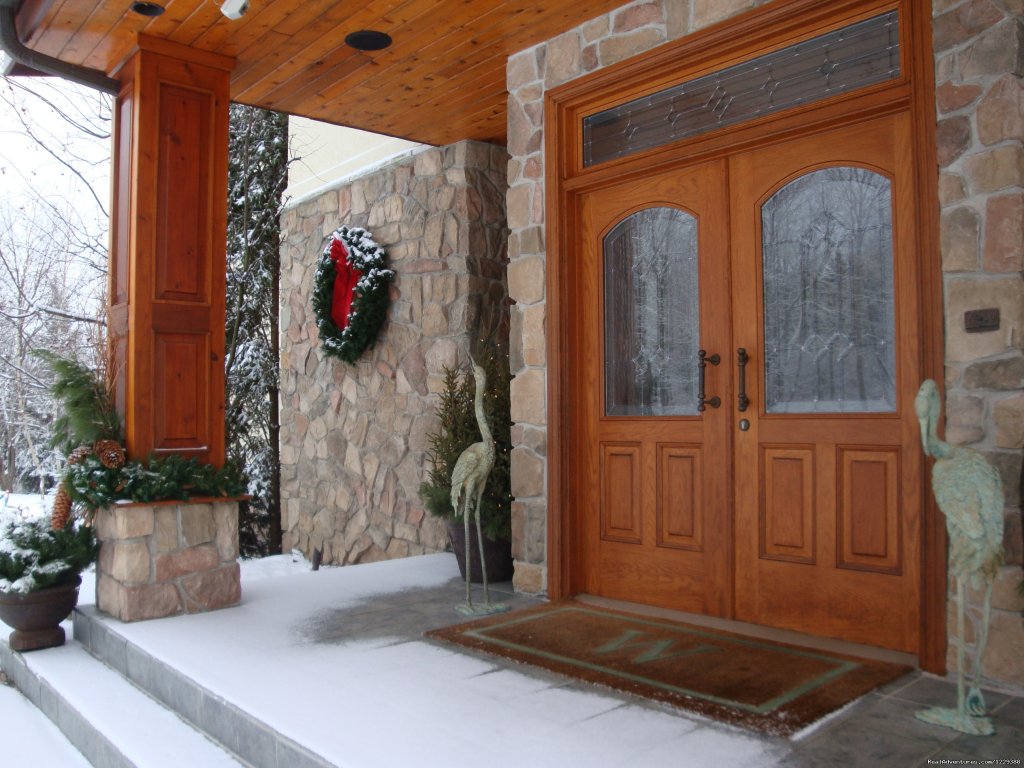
[0,576,81,652]
[446,520,514,584]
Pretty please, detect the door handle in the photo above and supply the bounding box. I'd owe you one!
[737,347,750,412]
[697,349,721,411]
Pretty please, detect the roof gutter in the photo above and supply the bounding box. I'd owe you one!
[0,0,119,95]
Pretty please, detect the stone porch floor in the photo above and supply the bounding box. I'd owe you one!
[3,553,1022,767]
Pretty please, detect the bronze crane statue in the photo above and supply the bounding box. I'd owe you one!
[450,357,507,615]
[914,379,1004,736]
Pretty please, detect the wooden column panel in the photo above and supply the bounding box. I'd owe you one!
[109,36,234,466]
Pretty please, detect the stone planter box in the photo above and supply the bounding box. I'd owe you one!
[96,499,241,622]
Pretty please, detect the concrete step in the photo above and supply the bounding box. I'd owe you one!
[73,605,332,768]
[0,624,244,768]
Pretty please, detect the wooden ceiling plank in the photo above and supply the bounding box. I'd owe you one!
[249,0,440,105]
[16,0,62,47]
[23,0,633,145]
[313,0,588,112]
[165,2,224,48]
[316,0,511,98]
[230,0,413,99]
[28,0,84,58]
[356,0,615,96]
[321,64,506,142]
[188,0,332,55]
[79,6,158,74]
[266,50,371,114]
[62,1,133,66]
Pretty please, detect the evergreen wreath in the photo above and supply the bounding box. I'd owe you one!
[312,226,394,364]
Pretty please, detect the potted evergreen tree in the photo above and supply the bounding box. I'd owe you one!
[0,512,98,651]
[420,349,513,582]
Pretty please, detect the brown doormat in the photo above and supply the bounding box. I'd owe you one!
[426,600,910,736]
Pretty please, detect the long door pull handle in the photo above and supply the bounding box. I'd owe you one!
[698,349,721,412]
[737,347,750,412]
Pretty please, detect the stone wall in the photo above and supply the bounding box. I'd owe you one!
[931,0,1024,689]
[280,141,509,566]
[96,501,241,622]
[505,0,1023,687]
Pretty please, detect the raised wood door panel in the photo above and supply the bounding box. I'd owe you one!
[575,160,733,617]
[730,114,923,652]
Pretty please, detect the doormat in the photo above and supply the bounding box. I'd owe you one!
[426,601,910,736]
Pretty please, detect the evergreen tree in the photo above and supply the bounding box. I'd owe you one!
[225,105,288,556]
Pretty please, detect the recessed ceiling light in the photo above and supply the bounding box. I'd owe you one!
[130,1,165,16]
[344,30,392,52]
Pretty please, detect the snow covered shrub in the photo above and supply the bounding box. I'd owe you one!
[0,510,97,594]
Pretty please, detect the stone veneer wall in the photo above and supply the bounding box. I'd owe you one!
[505,0,1023,688]
[931,0,1023,688]
[280,141,509,565]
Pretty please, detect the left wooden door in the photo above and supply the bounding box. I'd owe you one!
[574,159,734,617]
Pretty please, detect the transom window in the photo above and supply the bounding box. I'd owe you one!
[583,11,900,167]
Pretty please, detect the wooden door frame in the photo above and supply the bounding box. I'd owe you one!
[543,0,946,671]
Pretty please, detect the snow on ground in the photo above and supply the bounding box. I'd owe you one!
[0,682,91,767]
[0,492,49,520]
[0,510,787,768]
[93,553,787,768]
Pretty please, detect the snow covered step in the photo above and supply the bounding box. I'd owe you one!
[73,606,332,768]
[0,628,244,768]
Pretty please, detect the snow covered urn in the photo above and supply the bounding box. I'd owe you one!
[0,515,97,651]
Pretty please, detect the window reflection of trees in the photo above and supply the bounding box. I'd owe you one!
[604,208,699,416]
[762,167,896,413]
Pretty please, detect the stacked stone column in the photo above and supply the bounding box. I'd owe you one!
[96,501,241,621]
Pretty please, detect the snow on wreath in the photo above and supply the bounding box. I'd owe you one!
[313,226,394,364]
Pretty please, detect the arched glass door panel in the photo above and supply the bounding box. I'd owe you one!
[762,167,896,413]
[604,207,699,416]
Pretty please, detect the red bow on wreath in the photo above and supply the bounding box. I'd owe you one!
[329,238,363,331]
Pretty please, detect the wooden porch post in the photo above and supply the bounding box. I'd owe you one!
[108,37,234,467]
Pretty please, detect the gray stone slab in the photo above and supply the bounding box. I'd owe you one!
[71,607,92,649]
[38,678,60,722]
[146,655,203,724]
[276,737,334,768]
[235,713,280,768]
[124,641,155,692]
[89,618,129,674]
[57,699,127,768]
[0,641,39,705]
[199,691,241,755]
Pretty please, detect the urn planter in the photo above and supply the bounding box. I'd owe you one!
[0,576,81,652]
[446,520,514,584]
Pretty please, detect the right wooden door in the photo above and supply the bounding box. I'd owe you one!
[730,114,923,653]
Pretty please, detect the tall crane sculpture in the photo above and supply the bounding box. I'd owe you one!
[450,358,507,615]
[914,379,1004,736]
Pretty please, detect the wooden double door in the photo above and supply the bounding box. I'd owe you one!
[573,113,924,653]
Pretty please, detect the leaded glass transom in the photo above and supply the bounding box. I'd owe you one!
[604,207,699,416]
[584,11,900,167]
[762,167,896,414]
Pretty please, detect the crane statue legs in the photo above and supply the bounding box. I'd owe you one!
[914,380,1004,736]
[450,357,509,616]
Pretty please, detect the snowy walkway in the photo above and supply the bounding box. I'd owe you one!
[2,549,1021,767]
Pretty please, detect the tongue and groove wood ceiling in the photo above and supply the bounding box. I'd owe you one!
[15,0,631,146]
